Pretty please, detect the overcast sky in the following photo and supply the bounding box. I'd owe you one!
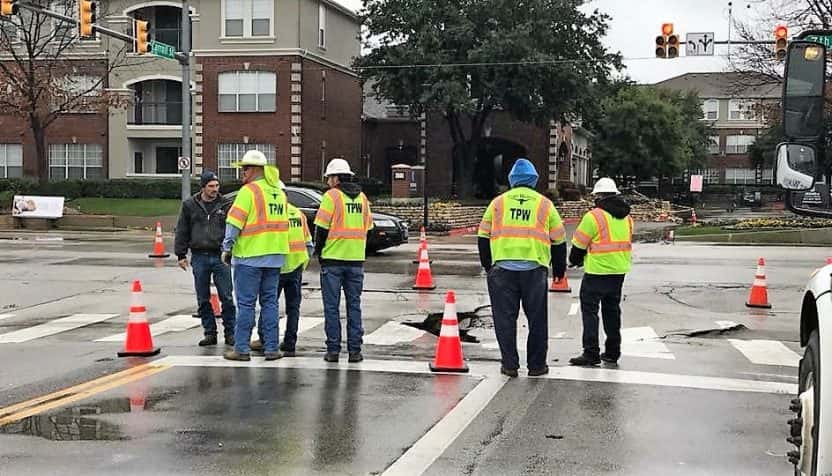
[334,0,769,84]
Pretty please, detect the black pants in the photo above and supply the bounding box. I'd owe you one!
[486,266,548,370]
[580,273,626,359]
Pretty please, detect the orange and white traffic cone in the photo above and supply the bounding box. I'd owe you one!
[429,291,469,373]
[549,275,572,293]
[209,285,222,318]
[148,222,170,258]
[412,226,430,264]
[118,280,161,357]
[746,257,772,309]
[413,247,436,290]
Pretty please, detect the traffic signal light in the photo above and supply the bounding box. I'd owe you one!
[656,23,675,59]
[79,1,96,38]
[774,25,788,60]
[655,35,666,58]
[0,0,18,16]
[135,19,149,54]
[667,34,680,58]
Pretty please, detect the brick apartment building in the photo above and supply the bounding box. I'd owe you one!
[361,83,594,198]
[0,0,361,182]
[653,72,780,187]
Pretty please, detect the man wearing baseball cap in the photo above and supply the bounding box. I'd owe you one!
[174,170,236,347]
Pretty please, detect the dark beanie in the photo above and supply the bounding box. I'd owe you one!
[200,170,219,188]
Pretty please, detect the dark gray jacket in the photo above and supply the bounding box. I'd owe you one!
[174,193,232,259]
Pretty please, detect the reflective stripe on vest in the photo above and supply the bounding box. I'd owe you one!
[490,195,551,245]
[239,183,289,237]
[327,190,371,240]
[587,209,633,254]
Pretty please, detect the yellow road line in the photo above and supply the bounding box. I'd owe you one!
[0,364,170,426]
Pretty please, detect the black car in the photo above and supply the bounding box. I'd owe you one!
[227,185,408,252]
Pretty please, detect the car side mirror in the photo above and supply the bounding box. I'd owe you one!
[776,142,816,191]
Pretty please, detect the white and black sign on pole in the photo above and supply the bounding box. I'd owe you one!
[178,156,191,171]
[685,32,715,56]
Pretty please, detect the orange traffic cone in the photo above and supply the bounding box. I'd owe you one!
[210,284,222,318]
[549,275,572,293]
[691,209,698,225]
[746,258,772,309]
[412,226,430,264]
[826,257,832,265]
[148,222,170,258]
[118,280,161,357]
[429,291,469,373]
[413,247,436,290]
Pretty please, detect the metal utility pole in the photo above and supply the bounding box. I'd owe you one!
[180,0,191,201]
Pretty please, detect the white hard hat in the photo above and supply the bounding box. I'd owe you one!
[232,149,268,168]
[591,177,620,195]
[324,158,354,177]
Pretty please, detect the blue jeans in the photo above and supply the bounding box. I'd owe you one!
[278,267,303,351]
[191,253,236,337]
[321,265,364,353]
[233,264,280,354]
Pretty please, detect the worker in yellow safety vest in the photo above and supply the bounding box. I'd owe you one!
[314,158,373,363]
[250,182,313,357]
[221,150,289,362]
[568,177,633,367]
[478,158,567,378]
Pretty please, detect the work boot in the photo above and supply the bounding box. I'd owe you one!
[600,353,619,365]
[500,367,519,378]
[223,350,250,362]
[279,342,296,356]
[224,335,235,346]
[198,335,217,347]
[569,354,601,367]
[264,352,283,361]
[324,352,339,362]
[528,366,550,377]
[348,352,364,363]
[250,340,264,352]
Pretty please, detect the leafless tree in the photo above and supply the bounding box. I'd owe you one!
[0,0,139,182]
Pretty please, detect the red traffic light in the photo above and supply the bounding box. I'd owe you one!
[662,23,674,36]
[775,25,788,39]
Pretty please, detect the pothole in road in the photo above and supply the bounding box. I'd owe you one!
[402,304,492,343]
[664,323,749,339]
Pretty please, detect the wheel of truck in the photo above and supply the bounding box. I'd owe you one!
[791,329,820,476]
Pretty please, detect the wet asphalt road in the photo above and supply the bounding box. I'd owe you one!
[0,228,824,475]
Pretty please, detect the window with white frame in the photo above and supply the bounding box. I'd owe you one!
[696,168,721,184]
[0,144,22,178]
[728,99,756,120]
[318,2,326,47]
[707,135,720,154]
[51,0,76,41]
[48,144,103,180]
[217,143,275,181]
[702,99,718,120]
[0,17,19,43]
[224,0,272,37]
[762,168,774,184]
[54,74,102,112]
[725,168,756,184]
[218,71,276,112]
[725,135,755,154]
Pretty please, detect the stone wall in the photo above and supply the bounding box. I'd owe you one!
[374,199,674,230]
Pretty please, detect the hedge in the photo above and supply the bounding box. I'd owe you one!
[0,175,391,203]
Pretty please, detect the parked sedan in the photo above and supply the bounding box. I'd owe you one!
[284,186,408,253]
[226,185,408,252]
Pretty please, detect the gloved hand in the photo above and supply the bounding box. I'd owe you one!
[178,258,189,271]
[221,251,232,266]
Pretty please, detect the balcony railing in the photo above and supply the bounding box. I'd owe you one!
[129,101,182,125]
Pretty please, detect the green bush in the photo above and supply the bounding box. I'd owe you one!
[0,190,14,211]
[0,179,199,199]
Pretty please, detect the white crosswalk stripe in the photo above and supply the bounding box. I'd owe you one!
[0,314,118,344]
[728,339,800,367]
[568,303,580,316]
[0,314,14,321]
[620,327,675,360]
[96,315,200,342]
[364,322,427,346]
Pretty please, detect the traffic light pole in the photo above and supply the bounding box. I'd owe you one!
[180,0,191,202]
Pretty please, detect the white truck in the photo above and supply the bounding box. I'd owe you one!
[775,34,831,476]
